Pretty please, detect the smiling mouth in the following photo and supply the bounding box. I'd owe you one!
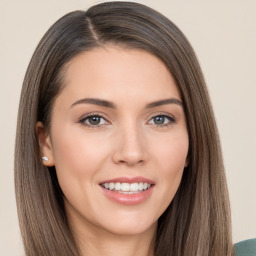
[100,177,155,205]
[100,182,152,194]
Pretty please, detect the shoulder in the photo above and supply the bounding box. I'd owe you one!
[235,239,256,256]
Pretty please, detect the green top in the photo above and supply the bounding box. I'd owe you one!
[235,239,256,256]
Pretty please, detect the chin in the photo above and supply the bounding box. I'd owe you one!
[96,212,158,236]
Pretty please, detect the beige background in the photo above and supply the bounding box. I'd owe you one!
[0,0,255,255]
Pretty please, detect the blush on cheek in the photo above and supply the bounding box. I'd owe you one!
[155,143,188,170]
[53,136,113,190]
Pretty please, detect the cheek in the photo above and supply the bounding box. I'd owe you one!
[151,131,188,206]
[151,130,189,173]
[50,126,113,196]
[49,127,112,212]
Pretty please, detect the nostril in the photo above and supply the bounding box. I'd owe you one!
[113,153,146,166]
[112,132,148,165]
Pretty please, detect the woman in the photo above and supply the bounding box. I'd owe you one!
[14,1,255,256]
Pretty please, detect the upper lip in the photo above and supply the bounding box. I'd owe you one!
[100,176,155,185]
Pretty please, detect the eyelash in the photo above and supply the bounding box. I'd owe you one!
[148,113,176,127]
[79,113,109,128]
[79,112,176,128]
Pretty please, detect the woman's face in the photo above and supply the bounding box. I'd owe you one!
[39,46,189,237]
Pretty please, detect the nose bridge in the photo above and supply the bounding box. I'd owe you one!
[112,118,147,165]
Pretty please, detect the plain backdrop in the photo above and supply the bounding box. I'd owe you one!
[0,0,255,255]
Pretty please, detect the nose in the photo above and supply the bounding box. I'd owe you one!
[112,123,148,166]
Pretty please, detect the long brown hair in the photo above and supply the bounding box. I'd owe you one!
[15,2,234,255]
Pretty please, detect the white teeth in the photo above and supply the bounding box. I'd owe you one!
[109,183,115,190]
[114,182,121,190]
[121,183,130,191]
[130,183,139,192]
[102,182,152,192]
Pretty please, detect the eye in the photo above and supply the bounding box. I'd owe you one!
[80,114,109,127]
[148,114,175,126]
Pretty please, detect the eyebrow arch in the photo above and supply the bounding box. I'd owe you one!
[70,98,116,109]
[145,98,183,108]
[70,97,183,109]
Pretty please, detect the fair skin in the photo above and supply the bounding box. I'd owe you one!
[37,46,189,256]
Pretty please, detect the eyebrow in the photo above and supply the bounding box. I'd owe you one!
[70,98,116,109]
[145,98,183,108]
[70,97,183,109]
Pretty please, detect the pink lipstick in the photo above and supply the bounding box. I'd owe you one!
[99,176,155,205]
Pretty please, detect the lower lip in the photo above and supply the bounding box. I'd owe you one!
[100,185,154,205]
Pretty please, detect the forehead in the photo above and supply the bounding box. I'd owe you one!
[59,46,181,103]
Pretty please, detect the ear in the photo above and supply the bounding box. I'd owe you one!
[36,122,55,167]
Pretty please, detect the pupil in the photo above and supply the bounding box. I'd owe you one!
[154,116,165,124]
[89,116,100,125]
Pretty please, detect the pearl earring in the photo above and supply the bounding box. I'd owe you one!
[42,156,48,161]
